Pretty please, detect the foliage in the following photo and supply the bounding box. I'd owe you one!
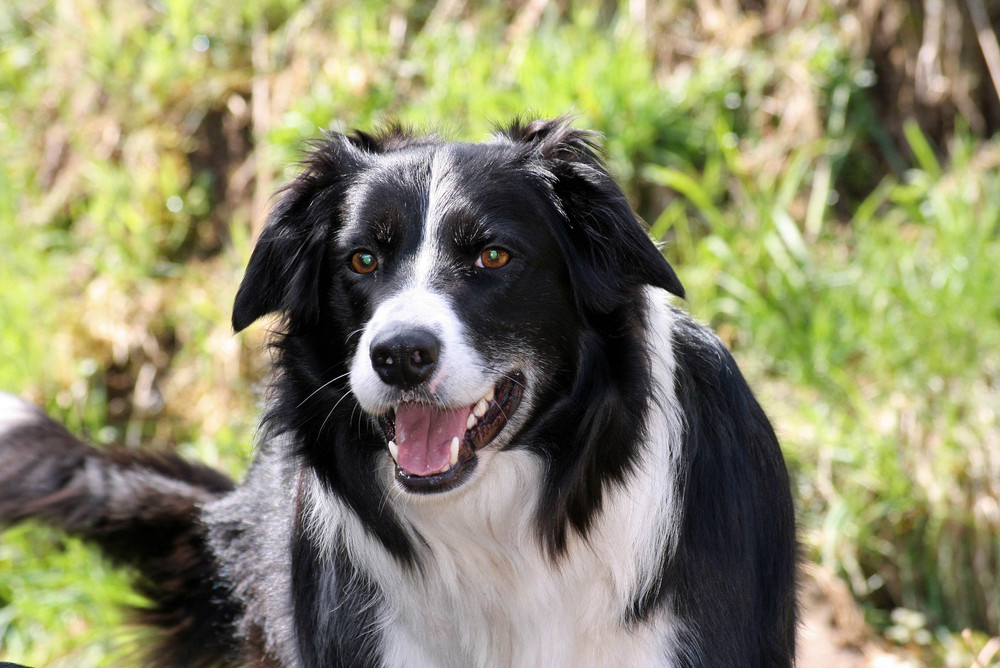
[1,0,998,665]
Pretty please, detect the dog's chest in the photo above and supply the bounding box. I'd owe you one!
[379,526,672,667]
[351,454,670,667]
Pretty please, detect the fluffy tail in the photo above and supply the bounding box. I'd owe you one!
[0,393,242,667]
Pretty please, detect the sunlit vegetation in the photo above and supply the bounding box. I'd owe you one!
[1,1,998,664]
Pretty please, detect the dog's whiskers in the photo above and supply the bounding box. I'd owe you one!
[317,388,356,436]
[478,365,528,390]
[297,371,352,408]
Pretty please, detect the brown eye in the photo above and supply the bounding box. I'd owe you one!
[351,251,378,274]
[477,248,510,269]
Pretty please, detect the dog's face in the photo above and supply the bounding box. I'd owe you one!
[232,119,683,533]
[340,145,583,493]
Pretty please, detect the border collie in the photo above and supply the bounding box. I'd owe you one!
[0,118,796,667]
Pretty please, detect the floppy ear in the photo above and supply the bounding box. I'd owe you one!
[232,135,367,332]
[232,194,328,332]
[504,118,684,313]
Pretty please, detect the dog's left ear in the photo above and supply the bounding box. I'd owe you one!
[505,118,684,313]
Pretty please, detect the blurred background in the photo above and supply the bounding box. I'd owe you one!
[1,0,998,665]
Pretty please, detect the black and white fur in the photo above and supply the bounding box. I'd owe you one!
[0,118,797,667]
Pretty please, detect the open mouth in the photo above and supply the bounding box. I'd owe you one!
[377,372,524,493]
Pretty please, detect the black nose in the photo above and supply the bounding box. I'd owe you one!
[370,329,441,388]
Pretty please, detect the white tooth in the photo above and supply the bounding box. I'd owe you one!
[388,441,399,465]
[485,386,495,402]
[474,398,488,418]
[466,413,477,430]
[450,437,460,466]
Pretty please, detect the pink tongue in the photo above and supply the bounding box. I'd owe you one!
[394,403,469,477]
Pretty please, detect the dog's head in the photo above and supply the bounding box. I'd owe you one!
[233,118,682,551]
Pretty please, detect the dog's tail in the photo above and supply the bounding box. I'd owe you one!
[0,393,242,667]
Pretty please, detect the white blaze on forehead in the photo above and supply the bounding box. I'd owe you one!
[411,148,461,289]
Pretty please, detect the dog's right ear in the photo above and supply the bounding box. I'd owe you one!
[232,192,327,332]
[232,135,368,332]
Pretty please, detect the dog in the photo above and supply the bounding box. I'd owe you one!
[0,118,796,667]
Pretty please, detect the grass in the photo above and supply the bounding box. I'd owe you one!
[1,0,998,665]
